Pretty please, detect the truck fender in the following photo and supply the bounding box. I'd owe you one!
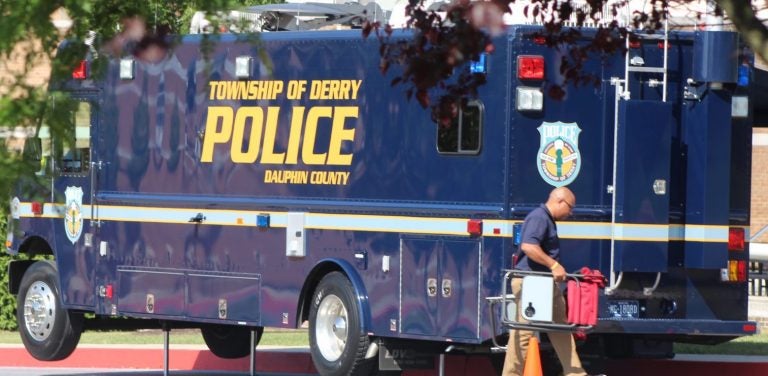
[299,258,371,333]
[7,260,38,295]
[8,236,56,295]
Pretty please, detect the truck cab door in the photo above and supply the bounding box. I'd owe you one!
[47,94,98,309]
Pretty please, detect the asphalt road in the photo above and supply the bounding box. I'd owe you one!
[0,368,316,376]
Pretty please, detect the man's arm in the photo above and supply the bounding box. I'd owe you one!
[520,242,566,282]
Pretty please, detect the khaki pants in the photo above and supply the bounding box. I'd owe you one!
[501,278,586,376]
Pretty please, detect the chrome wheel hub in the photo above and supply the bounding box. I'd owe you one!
[315,294,348,361]
[23,281,56,342]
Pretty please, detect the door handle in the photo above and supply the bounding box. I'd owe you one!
[427,278,437,297]
[442,278,452,298]
[91,160,109,170]
[189,213,206,223]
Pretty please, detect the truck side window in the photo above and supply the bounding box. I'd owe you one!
[436,100,483,154]
[60,101,91,174]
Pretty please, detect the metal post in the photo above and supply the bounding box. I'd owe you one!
[250,328,256,376]
[438,353,445,376]
[163,323,170,376]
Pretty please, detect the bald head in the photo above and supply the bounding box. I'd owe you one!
[549,187,574,203]
[545,186,575,220]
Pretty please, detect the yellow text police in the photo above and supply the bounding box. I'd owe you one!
[200,106,358,165]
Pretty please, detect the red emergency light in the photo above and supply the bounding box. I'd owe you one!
[467,219,483,237]
[737,260,747,282]
[31,202,43,216]
[72,60,88,80]
[728,259,748,282]
[517,55,544,80]
[728,227,745,252]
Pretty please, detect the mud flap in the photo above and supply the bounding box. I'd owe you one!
[378,343,435,371]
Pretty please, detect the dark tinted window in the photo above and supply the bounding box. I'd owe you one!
[437,100,483,154]
[48,98,91,175]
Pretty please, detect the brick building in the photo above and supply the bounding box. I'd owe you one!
[0,8,69,149]
[752,129,768,242]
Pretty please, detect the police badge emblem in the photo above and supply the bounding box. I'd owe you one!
[537,121,582,187]
[64,186,84,244]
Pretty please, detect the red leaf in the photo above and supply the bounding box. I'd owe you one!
[362,22,373,39]
[548,85,566,101]
[380,58,390,75]
[416,90,430,108]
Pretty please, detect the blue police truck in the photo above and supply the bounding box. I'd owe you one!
[5,23,757,375]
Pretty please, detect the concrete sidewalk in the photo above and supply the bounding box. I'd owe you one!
[749,295,768,332]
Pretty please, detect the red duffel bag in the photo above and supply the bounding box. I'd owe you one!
[567,267,606,326]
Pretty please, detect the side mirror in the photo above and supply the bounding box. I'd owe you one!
[22,137,42,166]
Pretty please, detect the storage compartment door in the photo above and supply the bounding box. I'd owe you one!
[117,267,185,316]
[614,100,672,272]
[187,272,261,323]
[683,90,732,269]
[438,239,480,339]
[400,238,439,337]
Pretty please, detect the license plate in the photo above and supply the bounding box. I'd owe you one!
[607,300,639,319]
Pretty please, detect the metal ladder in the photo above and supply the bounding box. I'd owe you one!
[607,8,669,294]
[619,14,670,102]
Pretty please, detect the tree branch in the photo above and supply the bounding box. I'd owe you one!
[717,0,768,64]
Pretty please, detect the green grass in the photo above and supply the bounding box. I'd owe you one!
[674,333,768,355]
[0,328,309,347]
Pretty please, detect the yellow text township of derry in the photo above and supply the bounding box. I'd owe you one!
[208,80,362,101]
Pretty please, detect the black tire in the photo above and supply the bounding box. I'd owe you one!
[201,324,263,359]
[16,260,83,361]
[309,272,376,376]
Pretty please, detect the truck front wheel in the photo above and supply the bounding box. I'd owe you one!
[17,261,83,361]
[309,272,376,376]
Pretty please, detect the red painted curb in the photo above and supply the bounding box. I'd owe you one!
[0,347,316,373]
[2,346,767,376]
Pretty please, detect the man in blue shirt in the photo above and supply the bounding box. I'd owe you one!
[502,186,588,376]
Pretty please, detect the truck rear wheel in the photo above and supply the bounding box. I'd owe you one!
[201,324,263,359]
[17,261,83,361]
[309,272,375,376]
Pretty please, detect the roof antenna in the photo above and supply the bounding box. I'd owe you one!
[154,1,158,34]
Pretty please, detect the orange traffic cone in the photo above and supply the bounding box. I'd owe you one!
[523,336,543,376]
